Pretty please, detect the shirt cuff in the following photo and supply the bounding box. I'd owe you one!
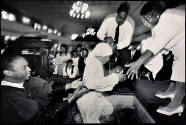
[65,83,71,90]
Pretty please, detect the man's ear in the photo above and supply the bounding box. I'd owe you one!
[3,70,13,77]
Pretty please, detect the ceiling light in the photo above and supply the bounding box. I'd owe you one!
[22,16,30,24]
[77,14,80,18]
[81,14,84,18]
[71,34,78,40]
[10,36,18,41]
[57,32,61,36]
[8,13,16,21]
[53,29,57,34]
[41,38,51,42]
[84,27,96,36]
[1,10,9,20]
[85,11,91,18]
[48,28,53,34]
[34,23,41,30]
[4,35,10,41]
[42,25,48,30]
[1,10,16,22]
[69,1,91,19]
[69,10,74,16]
[82,33,86,38]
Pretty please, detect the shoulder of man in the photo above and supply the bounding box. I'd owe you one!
[103,13,116,21]
[125,15,135,29]
[25,77,48,87]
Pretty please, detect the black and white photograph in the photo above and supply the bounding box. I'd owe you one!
[0,0,185,124]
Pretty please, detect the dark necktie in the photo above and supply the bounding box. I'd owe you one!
[114,25,119,44]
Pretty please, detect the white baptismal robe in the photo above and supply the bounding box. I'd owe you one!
[76,53,119,123]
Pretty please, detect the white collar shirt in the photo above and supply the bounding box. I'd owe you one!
[97,13,135,49]
[1,80,24,89]
[63,65,78,78]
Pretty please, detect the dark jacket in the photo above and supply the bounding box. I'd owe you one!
[24,77,68,106]
[0,84,72,124]
[0,86,39,124]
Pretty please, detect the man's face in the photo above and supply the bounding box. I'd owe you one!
[116,11,127,26]
[9,57,31,82]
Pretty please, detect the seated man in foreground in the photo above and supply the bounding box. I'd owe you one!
[76,43,127,123]
[0,52,88,124]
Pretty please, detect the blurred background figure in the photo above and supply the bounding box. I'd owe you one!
[63,59,78,79]
[78,48,89,79]
[53,44,70,75]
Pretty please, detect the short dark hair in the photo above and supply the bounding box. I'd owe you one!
[60,44,67,50]
[66,59,73,64]
[82,48,89,53]
[140,2,164,17]
[117,2,130,14]
[0,53,23,71]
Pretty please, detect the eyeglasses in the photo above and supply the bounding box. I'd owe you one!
[140,16,154,28]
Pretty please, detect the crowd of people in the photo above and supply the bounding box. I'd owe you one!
[0,1,185,124]
[50,43,90,79]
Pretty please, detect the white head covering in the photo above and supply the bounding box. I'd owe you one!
[85,43,113,65]
[92,42,113,57]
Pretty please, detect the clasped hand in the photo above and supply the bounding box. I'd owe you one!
[70,78,85,89]
[115,70,127,82]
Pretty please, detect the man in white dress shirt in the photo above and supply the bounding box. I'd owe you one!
[97,2,135,68]
[126,2,185,116]
[76,43,127,123]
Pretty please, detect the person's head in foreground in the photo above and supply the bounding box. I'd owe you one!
[140,2,164,29]
[1,53,31,83]
[93,42,113,64]
[116,2,129,26]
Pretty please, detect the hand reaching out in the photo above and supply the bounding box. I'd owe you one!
[71,78,85,89]
[125,61,141,80]
[73,86,89,99]
[68,85,89,103]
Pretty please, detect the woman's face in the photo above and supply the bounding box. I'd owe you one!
[116,11,127,26]
[140,15,159,29]
[140,16,154,29]
[73,52,78,57]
